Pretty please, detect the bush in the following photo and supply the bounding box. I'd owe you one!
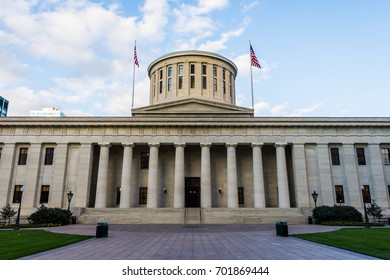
[27,204,72,225]
[312,205,363,224]
[366,201,383,222]
[1,204,17,225]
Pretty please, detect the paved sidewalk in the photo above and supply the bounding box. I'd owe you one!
[20,224,377,260]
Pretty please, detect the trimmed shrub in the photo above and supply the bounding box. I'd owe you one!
[312,205,363,224]
[27,204,72,225]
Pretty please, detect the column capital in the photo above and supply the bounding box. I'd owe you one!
[122,143,135,148]
[148,143,160,148]
[226,143,237,148]
[274,143,287,148]
[292,143,305,147]
[99,143,111,148]
[251,143,264,148]
[174,143,186,148]
[200,143,211,148]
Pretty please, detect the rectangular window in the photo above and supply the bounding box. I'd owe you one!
[356,148,366,165]
[159,69,163,94]
[44,147,54,165]
[229,74,233,101]
[238,187,244,205]
[362,185,371,203]
[139,187,148,204]
[18,148,28,165]
[335,185,345,203]
[0,147,2,159]
[140,152,149,169]
[213,78,217,93]
[213,65,217,77]
[388,185,390,198]
[168,78,172,91]
[190,64,195,89]
[153,73,156,97]
[178,65,183,89]
[40,185,50,203]
[382,148,390,165]
[13,185,23,203]
[168,66,172,77]
[202,64,207,90]
[330,148,340,165]
[202,64,207,75]
[178,76,183,89]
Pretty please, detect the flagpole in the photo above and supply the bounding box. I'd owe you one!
[131,40,136,113]
[250,41,254,110]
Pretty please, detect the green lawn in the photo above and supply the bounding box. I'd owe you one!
[0,229,93,259]
[292,228,390,260]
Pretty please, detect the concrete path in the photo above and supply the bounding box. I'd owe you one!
[20,224,377,260]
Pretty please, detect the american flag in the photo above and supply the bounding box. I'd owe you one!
[250,44,261,68]
[134,45,139,67]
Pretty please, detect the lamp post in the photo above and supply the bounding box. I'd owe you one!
[67,191,74,212]
[14,187,24,231]
[361,186,371,228]
[311,191,318,208]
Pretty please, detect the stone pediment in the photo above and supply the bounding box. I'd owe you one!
[132,98,254,118]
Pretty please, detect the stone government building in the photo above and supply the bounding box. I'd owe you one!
[1,51,389,224]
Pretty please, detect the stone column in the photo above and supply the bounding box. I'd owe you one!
[120,143,134,208]
[147,144,159,208]
[317,144,335,206]
[226,144,238,208]
[0,143,16,206]
[343,144,361,207]
[173,144,185,208]
[275,143,290,208]
[95,144,111,208]
[368,144,388,207]
[50,143,68,208]
[76,143,94,208]
[252,143,266,208]
[200,144,212,208]
[292,143,310,207]
[24,143,42,209]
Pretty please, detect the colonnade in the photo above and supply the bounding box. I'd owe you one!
[94,142,291,209]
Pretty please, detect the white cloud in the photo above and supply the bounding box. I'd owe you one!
[233,53,277,81]
[270,103,289,116]
[254,101,269,116]
[268,102,324,117]
[242,1,259,13]
[198,28,244,52]
[0,50,28,85]
[2,87,41,116]
[289,103,324,117]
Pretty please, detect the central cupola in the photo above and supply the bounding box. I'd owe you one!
[148,51,238,106]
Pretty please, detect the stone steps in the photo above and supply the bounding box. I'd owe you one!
[77,207,307,225]
[185,208,201,224]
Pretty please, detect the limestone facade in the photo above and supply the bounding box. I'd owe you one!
[1,51,390,223]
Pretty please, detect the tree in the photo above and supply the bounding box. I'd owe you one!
[366,200,383,223]
[0,204,17,225]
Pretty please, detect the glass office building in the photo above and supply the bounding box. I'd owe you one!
[0,96,9,117]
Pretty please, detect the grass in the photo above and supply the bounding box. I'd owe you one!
[0,229,93,260]
[292,228,390,259]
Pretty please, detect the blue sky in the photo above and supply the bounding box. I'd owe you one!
[1,0,389,117]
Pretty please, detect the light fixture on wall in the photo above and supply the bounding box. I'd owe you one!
[218,188,222,195]
[163,187,167,194]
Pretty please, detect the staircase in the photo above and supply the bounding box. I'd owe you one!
[185,208,201,224]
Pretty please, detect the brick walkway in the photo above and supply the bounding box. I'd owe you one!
[20,224,377,260]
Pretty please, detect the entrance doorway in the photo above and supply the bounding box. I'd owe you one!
[185,177,200,207]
